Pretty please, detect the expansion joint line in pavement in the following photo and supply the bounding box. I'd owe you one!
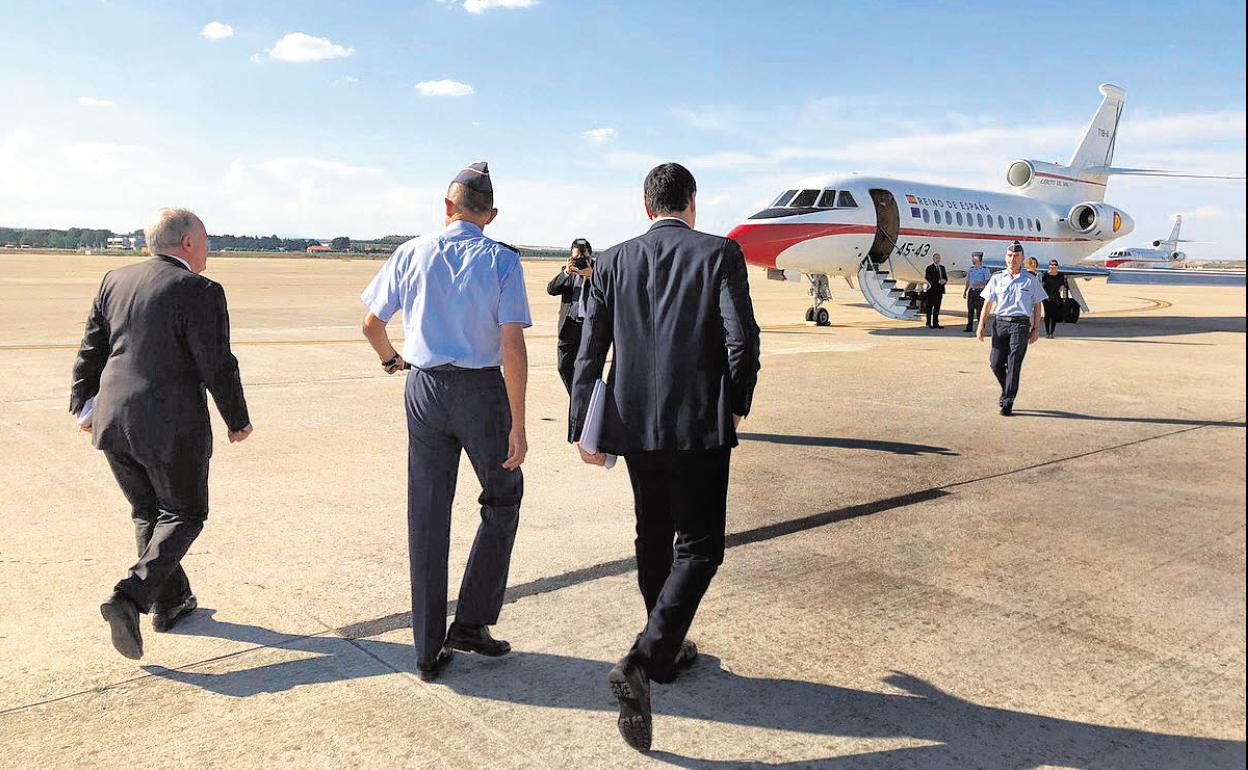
[1,414,1239,718]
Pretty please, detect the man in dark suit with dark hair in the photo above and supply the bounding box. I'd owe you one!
[71,208,252,660]
[546,237,594,393]
[924,252,948,328]
[569,162,761,752]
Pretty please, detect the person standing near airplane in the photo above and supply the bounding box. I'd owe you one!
[569,163,761,752]
[71,208,253,659]
[978,241,1046,415]
[360,162,531,682]
[546,238,594,393]
[1041,259,1069,339]
[924,253,948,328]
[963,254,992,333]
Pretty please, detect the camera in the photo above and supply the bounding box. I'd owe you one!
[573,255,589,270]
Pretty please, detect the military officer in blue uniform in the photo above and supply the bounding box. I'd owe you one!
[977,241,1046,415]
[360,162,532,681]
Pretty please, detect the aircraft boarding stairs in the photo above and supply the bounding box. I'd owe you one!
[858,258,921,321]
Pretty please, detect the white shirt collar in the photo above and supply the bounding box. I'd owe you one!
[651,216,690,226]
[157,253,192,271]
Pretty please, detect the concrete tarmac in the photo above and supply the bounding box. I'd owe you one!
[0,252,1244,769]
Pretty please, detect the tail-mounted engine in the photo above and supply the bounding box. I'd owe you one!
[1066,202,1134,239]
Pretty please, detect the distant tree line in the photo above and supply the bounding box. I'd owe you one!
[1,227,419,254]
[1,227,117,249]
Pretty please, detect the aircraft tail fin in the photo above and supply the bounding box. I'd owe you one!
[1167,214,1182,244]
[1069,84,1125,170]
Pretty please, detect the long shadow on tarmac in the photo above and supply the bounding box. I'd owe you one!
[868,316,1245,339]
[146,625,1244,769]
[738,432,959,456]
[1011,410,1246,428]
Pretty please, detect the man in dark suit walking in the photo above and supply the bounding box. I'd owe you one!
[546,238,594,393]
[71,208,253,660]
[924,253,948,328]
[569,163,761,751]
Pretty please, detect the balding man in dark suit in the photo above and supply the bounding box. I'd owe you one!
[71,208,252,660]
[569,163,761,751]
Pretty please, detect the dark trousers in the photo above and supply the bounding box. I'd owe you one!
[105,447,209,613]
[556,319,583,394]
[624,448,730,681]
[1043,299,1061,335]
[925,289,944,326]
[990,316,1032,407]
[965,289,984,329]
[405,367,522,664]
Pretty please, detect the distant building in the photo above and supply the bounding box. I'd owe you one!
[106,235,143,251]
[306,244,331,254]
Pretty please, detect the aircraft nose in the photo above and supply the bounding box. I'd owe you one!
[728,223,787,269]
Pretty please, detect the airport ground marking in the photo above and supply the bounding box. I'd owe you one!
[2,414,1241,717]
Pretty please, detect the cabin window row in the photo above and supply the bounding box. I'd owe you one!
[771,189,859,209]
[916,208,1044,234]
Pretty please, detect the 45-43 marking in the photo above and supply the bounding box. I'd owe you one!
[893,242,932,259]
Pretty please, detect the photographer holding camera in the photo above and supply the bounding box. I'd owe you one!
[546,237,594,393]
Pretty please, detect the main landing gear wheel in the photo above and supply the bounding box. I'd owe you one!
[806,274,832,327]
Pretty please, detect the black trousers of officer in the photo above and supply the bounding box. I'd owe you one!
[624,448,730,682]
[965,289,984,330]
[105,444,209,613]
[925,288,944,326]
[556,319,584,394]
[405,366,522,665]
[990,316,1032,407]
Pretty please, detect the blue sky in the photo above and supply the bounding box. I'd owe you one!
[1,0,1244,257]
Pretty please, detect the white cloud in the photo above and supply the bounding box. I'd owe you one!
[201,22,234,40]
[582,128,618,144]
[266,33,354,63]
[77,97,116,108]
[438,0,540,14]
[415,79,475,97]
[333,75,360,87]
[1176,204,1246,222]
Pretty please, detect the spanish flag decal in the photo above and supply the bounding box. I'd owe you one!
[1113,212,1122,232]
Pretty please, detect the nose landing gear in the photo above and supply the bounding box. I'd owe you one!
[805,274,832,326]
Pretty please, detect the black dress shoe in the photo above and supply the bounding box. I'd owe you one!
[446,622,511,657]
[650,639,699,684]
[1000,403,1013,416]
[608,657,652,752]
[417,647,454,682]
[933,324,945,329]
[152,594,197,633]
[100,591,143,660]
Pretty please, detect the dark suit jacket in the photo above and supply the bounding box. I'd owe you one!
[546,265,592,342]
[925,263,948,294]
[568,219,761,454]
[70,255,249,463]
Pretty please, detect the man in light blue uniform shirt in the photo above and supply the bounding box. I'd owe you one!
[977,241,1046,415]
[360,161,532,681]
[963,253,993,332]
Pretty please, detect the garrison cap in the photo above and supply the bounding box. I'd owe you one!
[452,161,492,194]
[1007,240,1024,254]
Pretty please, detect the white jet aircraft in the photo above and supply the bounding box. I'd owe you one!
[1099,215,1197,268]
[727,84,1245,325]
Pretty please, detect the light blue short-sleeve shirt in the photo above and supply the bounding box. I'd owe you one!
[981,269,1047,318]
[967,265,993,289]
[360,220,532,369]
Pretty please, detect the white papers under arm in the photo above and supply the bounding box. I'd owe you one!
[580,380,617,470]
[76,396,95,427]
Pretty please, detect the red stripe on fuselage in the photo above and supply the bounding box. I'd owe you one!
[1033,171,1107,188]
[897,227,1092,243]
[727,223,875,268]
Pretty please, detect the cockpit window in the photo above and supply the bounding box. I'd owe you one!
[816,189,838,208]
[836,190,858,208]
[790,189,820,207]
[772,190,798,207]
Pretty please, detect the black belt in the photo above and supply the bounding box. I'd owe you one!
[419,364,501,372]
